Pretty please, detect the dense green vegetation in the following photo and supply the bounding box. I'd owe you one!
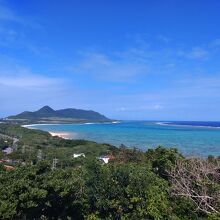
[0,123,219,219]
[0,123,114,163]
[0,138,13,150]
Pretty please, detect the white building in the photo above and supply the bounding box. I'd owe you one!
[2,147,13,155]
[73,153,85,158]
[98,156,110,164]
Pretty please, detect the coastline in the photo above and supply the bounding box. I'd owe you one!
[22,123,62,128]
[22,124,79,139]
[11,121,220,157]
[49,131,72,139]
[156,122,220,129]
[22,121,120,128]
[22,121,120,140]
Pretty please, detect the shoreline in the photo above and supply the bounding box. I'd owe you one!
[156,122,220,129]
[49,131,72,139]
[13,122,220,157]
[22,124,78,139]
[22,121,120,128]
[22,123,62,128]
[22,120,220,131]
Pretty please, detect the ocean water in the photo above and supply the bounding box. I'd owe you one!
[28,121,220,157]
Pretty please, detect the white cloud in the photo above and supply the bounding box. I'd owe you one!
[68,36,220,85]
[0,2,44,56]
[116,104,163,112]
[0,65,68,117]
[153,104,163,110]
[69,51,149,82]
[0,4,23,24]
[116,107,127,112]
[0,62,63,89]
[157,35,171,43]
[210,39,220,48]
[179,47,209,59]
[176,75,220,92]
[0,75,59,88]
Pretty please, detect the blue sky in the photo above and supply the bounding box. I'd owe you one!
[0,0,220,120]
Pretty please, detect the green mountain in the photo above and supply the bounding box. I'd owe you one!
[7,106,111,124]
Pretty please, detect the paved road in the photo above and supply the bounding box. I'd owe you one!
[0,133,19,150]
[13,138,19,150]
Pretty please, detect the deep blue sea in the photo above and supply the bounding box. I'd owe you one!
[28,121,220,157]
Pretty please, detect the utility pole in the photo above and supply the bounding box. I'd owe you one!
[22,145,26,154]
[52,158,58,170]
[37,149,43,161]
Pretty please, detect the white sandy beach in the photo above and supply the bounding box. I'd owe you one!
[22,124,79,139]
[49,132,71,139]
[22,124,62,128]
[22,121,120,128]
[21,121,120,140]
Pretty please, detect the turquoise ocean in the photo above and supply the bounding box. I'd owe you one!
[28,121,220,157]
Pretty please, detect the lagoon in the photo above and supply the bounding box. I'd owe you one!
[28,121,220,157]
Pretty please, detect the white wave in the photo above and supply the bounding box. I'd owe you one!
[155,122,171,126]
[22,123,61,127]
[155,122,220,129]
[112,121,120,124]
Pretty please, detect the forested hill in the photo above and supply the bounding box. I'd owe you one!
[6,106,111,124]
[0,123,219,219]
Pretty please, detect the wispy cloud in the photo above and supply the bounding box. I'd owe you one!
[0,26,24,47]
[178,47,209,59]
[157,35,172,43]
[65,35,220,89]
[0,63,68,116]
[0,60,62,88]
[66,36,182,83]
[69,50,149,82]
[116,104,163,112]
[0,4,24,24]
[0,22,220,120]
[0,2,45,55]
[176,75,220,95]
[210,39,220,48]
[0,75,59,88]
[0,2,41,28]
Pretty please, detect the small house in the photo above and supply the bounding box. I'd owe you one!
[98,155,115,164]
[73,153,85,158]
[2,147,13,155]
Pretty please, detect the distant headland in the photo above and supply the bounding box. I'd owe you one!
[2,106,112,125]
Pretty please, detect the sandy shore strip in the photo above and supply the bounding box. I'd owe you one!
[22,121,120,128]
[49,132,72,139]
[22,124,61,128]
[22,124,80,139]
[155,122,220,129]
